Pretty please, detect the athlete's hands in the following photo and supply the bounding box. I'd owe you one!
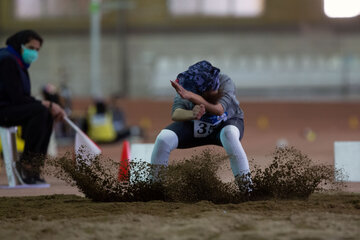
[170,79,224,117]
[170,80,194,100]
[192,104,206,120]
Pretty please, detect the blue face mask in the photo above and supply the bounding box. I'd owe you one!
[21,45,38,64]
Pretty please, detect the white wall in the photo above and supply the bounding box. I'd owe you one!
[1,32,360,99]
[128,33,360,98]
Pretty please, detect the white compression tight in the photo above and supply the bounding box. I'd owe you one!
[151,125,250,178]
[151,129,178,166]
[220,125,250,177]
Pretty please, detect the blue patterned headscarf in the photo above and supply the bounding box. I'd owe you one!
[176,60,220,94]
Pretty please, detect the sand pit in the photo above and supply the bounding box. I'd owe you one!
[0,101,360,239]
[0,194,359,240]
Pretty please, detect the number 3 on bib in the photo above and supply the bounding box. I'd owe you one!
[194,120,214,138]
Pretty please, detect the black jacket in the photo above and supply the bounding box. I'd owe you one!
[0,47,39,108]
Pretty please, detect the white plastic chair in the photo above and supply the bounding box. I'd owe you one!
[0,126,24,187]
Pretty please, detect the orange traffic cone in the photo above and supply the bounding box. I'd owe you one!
[118,140,130,182]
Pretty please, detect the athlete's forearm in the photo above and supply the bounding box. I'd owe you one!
[172,108,194,121]
[188,94,224,116]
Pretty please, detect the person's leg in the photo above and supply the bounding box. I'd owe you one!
[151,129,179,166]
[22,106,53,156]
[0,103,53,155]
[151,120,208,166]
[218,119,252,192]
[220,125,250,177]
[22,106,53,178]
[0,102,53,183]
[151,121,210,181]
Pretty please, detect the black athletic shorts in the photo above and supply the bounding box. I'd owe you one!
[165,117,244,149]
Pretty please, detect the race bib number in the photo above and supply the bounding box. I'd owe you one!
[193,112,228,138]
[194,120,217,138]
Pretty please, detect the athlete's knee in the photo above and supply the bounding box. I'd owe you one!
[220,125,240,142]
[151,129,178,166]
[154,129,179,151]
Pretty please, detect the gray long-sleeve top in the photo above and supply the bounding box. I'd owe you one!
[171,73,244,119]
